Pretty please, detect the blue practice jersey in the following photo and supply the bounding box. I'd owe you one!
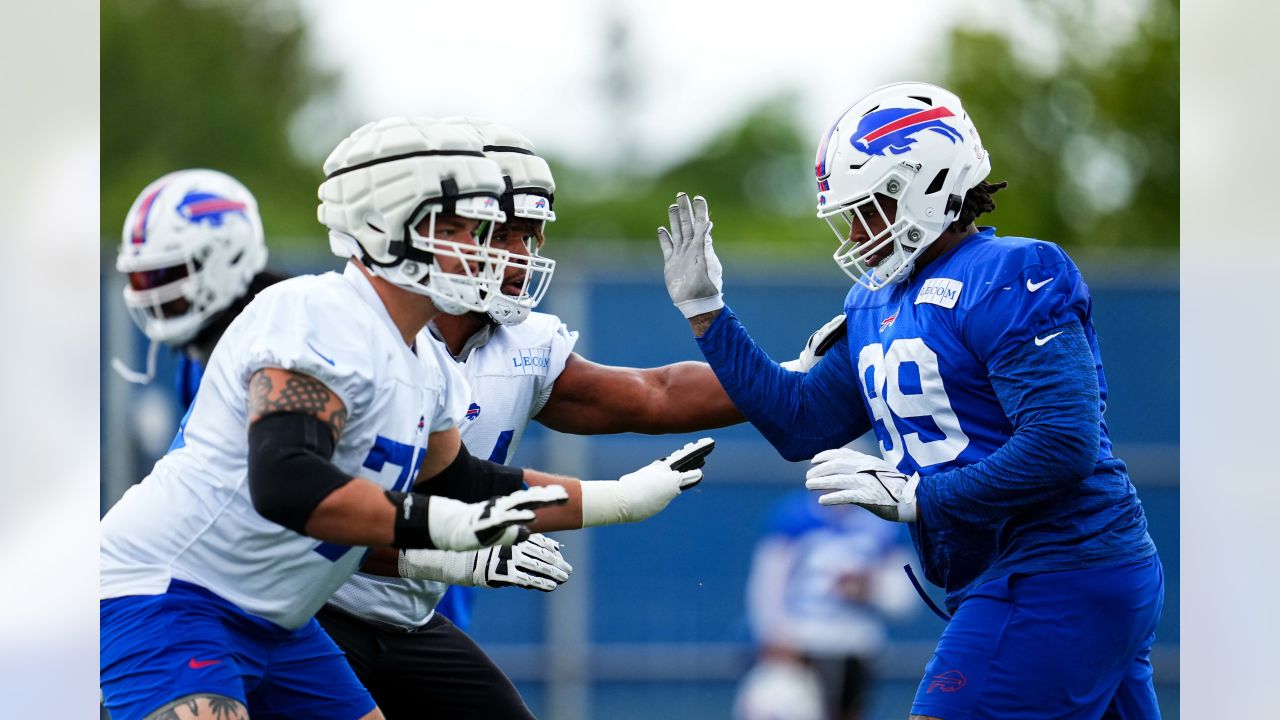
[840,227,1154,605]
[698,227,1155,611]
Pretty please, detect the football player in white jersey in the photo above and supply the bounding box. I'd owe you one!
[312,119,746,719]
[99,118,712,720]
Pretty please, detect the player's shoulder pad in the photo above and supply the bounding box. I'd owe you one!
[498,310,578,348]
[843,281,898,312]
[947,233,1083,312]
[234,272,388,410]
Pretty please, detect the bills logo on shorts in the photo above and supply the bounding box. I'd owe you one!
[465,403,481,422]
[926,669,967,693]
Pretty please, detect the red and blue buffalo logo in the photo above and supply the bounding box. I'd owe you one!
[852,106,962,156]
[533,197,547,209]
[177,191,248,227]
[465,403,481,422]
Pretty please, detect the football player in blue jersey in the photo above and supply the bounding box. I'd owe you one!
[659,82,1164,719]
[113,168,288,409]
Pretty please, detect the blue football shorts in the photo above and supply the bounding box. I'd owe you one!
[100,579,376,720]
[911,555,1164,720]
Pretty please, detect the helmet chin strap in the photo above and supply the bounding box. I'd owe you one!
[111,337,160,385]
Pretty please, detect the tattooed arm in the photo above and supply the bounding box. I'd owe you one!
[245,368,395,546]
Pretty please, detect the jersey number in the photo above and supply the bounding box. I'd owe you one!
[857,338,969,468]
[314,435,424,562]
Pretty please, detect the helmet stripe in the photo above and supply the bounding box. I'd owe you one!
[860,106,955,144]
[182,198,247,219]
[131,186,166,245]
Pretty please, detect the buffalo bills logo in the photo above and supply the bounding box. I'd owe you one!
[852,107,962,156]
[176,191,247,227]
[879,309,900,333]
[926,669,967,693]
[533,197,547,209]
[417,415,425,432]
[465,403,481,421]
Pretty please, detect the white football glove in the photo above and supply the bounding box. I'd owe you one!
[580,437,715,527]
[399,533,573,592]
[658,193,724,318]
[804,448,920,522]
[780,313,848,372]
[426,485,569,551]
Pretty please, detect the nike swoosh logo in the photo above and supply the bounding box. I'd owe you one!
[1035,331,1064,346]
[1026,277,1054,292]
[306,341,335,366]
[188,658,222,669]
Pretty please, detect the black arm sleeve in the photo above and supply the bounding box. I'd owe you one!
[246,411,354,535]
[415,442,526,502]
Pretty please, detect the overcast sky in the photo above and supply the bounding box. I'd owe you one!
[294,0,972,170]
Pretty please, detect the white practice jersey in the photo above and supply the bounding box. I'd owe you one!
[327,311,578,628]
[100,263,470,630]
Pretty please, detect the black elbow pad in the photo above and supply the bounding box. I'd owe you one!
[419,442,525,502]
[247,412,353,534]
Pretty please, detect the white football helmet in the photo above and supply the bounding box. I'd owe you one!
[318,117,510,315]
[814,82,990,290]
[443,117,557,326]
[116,168,268,346]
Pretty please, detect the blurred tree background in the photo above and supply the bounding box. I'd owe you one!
[102,0,1177,256]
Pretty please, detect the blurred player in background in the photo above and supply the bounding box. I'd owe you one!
[660,82,1164,719]
[317,118,745,720]
[112,168,288,407]
[738,323,917,720]
[736,487,916,720]
[101,117,701,720]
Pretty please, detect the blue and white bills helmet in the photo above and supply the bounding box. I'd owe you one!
[117,168,267,346]
[815,82,990,290]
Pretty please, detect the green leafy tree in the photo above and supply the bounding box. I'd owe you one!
[548,94,828,257]
[102,0,333,243]
[939,0,1178,250]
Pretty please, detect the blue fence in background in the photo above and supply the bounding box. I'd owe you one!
[101,250,1179,720]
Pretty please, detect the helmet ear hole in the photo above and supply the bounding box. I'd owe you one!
[925,169,949,195]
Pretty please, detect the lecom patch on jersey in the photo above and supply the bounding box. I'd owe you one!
[915,278,963,309]
[509,347,552,376]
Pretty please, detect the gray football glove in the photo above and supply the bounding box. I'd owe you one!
[804,448,919,522]
[658,193,724,318]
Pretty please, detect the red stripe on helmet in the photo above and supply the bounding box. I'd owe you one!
[861,106,955,143]
[131,187,166,244]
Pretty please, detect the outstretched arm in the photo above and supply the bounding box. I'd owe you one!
[245,368,559,551]
[658,193,868,460]
[416,428,714,532]
[534,353,743,435]
[695,308,870,460]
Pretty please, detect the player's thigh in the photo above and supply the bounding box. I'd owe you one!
[141,694,248,720]
[369,613,534,720]
[245,618,377,720]
[911,560,1163,720]
[101,594,254,720]
[1101,632,1161,720]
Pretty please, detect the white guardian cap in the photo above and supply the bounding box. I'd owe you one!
[814,82,990,290]
[318,117,510,315]
[442,118,557,326]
